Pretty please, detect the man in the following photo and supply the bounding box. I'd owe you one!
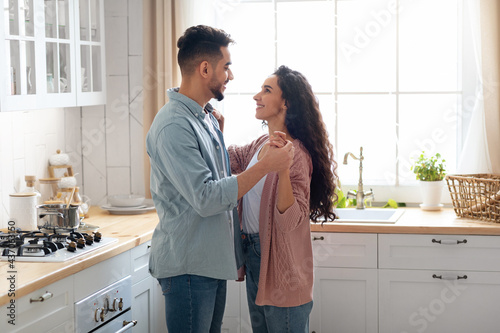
[146,25,293,332]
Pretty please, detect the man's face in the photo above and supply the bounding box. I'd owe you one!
[208,46,234,101]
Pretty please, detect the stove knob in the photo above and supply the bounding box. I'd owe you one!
[118,298,123,311]
[103,297,110,314]
[76,238,86,249]
[111,298,119,312]
[100,307,106,322]
[94,308,101,323]
[84,234,94,245]
[67,242,77,252]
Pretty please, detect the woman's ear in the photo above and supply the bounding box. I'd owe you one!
[281,101,288,111]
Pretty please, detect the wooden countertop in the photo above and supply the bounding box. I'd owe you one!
[311,207,500,235]
[2,206,500,306]
[0,206,159,306]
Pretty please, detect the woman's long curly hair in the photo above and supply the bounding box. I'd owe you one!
[274,65,338,222]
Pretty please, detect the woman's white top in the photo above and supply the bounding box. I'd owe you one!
[242,147,266,234]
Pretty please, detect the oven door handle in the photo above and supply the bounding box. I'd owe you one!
[115,320,138,333]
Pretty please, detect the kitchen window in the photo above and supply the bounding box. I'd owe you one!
[213,0,472,203]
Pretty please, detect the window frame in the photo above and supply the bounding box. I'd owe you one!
[216,0,471,205]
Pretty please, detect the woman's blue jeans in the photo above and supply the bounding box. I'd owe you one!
[158,274,227,333]
[242,233,313,333]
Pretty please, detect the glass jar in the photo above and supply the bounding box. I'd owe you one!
[39,178,63,204]
[22,175,41,205]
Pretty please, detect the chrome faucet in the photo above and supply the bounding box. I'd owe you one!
[343,147,374,209]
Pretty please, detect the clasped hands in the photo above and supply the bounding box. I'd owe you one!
[211,106,293,173]
[263,131,294,172]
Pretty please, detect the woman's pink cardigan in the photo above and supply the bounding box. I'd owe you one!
[228,135,314,307]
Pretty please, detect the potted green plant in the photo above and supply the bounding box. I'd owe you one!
[411,152,446,210]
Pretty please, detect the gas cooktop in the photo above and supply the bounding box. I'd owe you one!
[0,230,118,262]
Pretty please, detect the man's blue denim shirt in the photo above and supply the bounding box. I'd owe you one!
[146,88,242,280]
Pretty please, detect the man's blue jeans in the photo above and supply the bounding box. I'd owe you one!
[243,233,313,333]
[158,274,227,333]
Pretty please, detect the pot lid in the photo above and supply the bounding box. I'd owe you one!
[10,192,37,197]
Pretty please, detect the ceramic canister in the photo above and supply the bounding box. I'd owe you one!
[9,192,38,231]
[49,150,70,166]
[58,176,77,189]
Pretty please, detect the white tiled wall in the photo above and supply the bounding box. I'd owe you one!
[0,108,83,229]
[0,0,144,229]
[82,0,144,206]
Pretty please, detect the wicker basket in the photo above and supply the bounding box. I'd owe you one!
[446,174,500,222]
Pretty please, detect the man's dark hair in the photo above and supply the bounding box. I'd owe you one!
[177,25,234,75]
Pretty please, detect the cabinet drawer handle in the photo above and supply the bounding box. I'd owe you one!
[29,291,53,303]
[312,236,324,241]
[432,274,468,280]
[432,238,467,245]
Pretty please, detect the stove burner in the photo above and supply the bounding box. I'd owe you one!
[43,240,60,252]
[17,243,52,256]
[0,237,23,248]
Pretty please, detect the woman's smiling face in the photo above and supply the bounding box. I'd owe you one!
[253,75,287,124]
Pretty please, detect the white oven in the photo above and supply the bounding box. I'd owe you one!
[75,276,137,333]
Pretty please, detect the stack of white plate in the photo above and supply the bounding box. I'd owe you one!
[101,194,155,215]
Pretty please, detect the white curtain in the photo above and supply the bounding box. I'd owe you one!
[457,0,493,174]
[174,0,217,29]
[480,0,500,174]
[142,0,222,196]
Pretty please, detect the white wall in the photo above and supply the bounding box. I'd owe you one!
[0,0,144,229]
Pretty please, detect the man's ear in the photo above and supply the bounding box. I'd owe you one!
[199,61,210,78]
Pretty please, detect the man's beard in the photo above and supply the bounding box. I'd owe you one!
[209,79,225,102]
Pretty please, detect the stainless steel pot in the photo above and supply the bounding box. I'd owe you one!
[37,204,81,230]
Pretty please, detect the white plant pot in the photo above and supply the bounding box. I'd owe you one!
[419,180,444,210]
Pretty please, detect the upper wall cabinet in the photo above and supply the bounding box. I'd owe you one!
[0,0,106,112]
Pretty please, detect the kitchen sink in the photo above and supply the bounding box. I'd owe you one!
[331,208,404,224]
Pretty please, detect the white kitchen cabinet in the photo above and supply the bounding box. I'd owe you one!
[310,233,378,333]
[312,267,378,333]
[130,240,167,333]
[223,280,242,333]
[379,269,500,333]
[9,275,74,333]
[379,234,500,333]
[0,0,106,112]
[312,233,377,269]
[222,279,252,333]
[152,279,167,333]
[131,276,155,333]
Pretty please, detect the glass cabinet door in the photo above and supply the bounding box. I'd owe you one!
[43,0,74,102]
[76,0,105,105]
[4,0,37,100]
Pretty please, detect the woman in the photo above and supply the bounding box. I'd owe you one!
[228,65,338,332]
